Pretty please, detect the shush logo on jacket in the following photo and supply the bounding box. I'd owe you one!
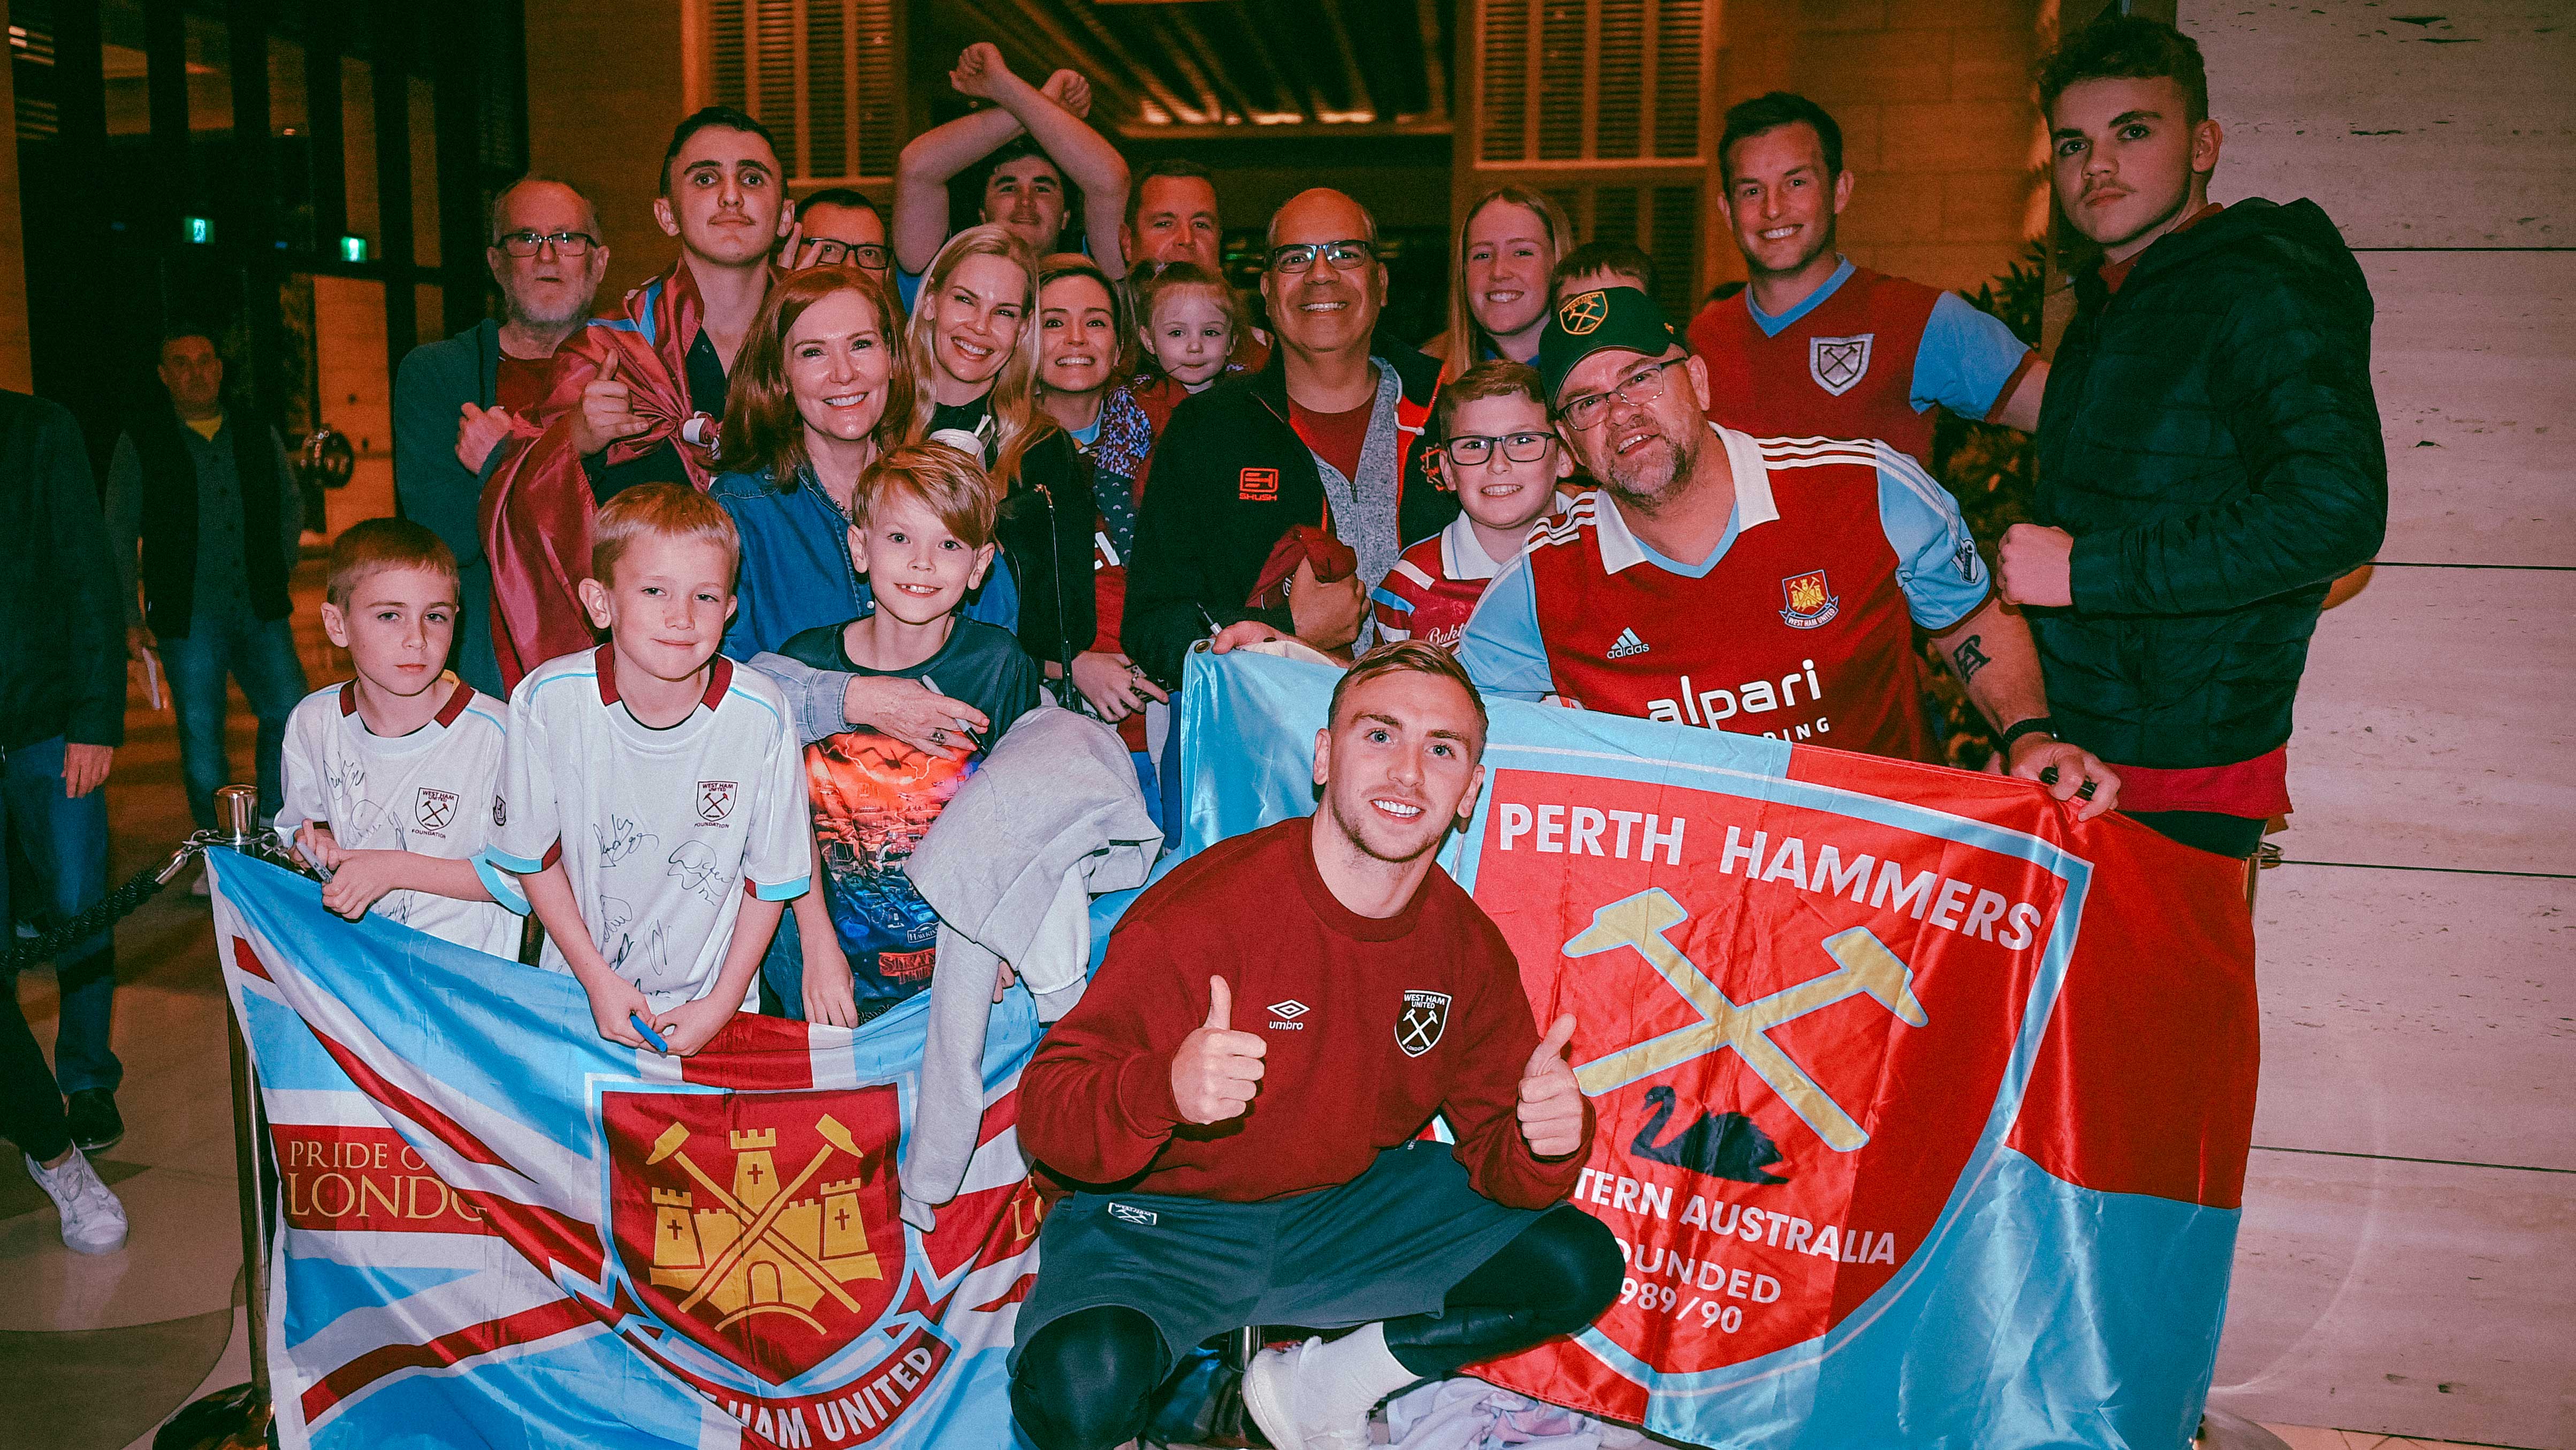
[1238,467,1280,501]
[1779,570,1839,629]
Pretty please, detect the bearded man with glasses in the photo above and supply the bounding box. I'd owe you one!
[1456,288,2120,815]
[393,173,609,696]
[1124,188,1456,691]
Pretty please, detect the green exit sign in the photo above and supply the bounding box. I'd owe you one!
[339,235,369,263]
[183,215,212,244]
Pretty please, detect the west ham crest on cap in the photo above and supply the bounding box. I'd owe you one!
[1808,333,1873,396]
[1559,290,1610,336]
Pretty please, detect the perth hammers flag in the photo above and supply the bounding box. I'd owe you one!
[212,853,1047,1450]
[1170,651,2260,1450]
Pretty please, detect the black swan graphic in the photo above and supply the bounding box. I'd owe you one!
[1630,1085,1788,1184]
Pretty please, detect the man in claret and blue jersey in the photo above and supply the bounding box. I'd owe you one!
[1455,286,2119,817]
[1688,92,2046,470]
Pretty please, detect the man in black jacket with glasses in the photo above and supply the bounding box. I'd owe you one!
[1123,189,1456,687]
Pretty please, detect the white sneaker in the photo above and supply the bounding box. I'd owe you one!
[1240,1337,1370,1450]
[25,1148,129,1254]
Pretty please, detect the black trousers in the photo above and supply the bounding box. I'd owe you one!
[2126,808,2267,859]
[1011,1202,1620,1450]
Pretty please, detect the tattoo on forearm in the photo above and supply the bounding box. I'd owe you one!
[1952,634,1991,686]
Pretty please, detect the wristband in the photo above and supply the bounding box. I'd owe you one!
[1997,716,2057,753]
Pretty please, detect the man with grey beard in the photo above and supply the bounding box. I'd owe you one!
[1455,286,2118,814]
[394,173,611,697]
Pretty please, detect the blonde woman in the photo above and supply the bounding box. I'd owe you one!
[1426,187,1576,377]
[902,225,1094,690]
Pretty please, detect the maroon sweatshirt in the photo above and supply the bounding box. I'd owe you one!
[1021,816,1592,1209]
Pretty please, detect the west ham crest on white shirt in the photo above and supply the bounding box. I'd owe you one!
[1809,333,1874,396]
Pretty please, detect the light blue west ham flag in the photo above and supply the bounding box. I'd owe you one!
[1159,651,2262,1450]
[213,853,1047,1450]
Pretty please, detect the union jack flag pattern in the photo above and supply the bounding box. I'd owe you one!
[212,854,1047,1450]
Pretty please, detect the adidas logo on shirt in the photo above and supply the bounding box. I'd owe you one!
[1606,628,1651,660]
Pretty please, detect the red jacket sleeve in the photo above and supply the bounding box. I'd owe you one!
[1439,927,1595,1210]
[1019,918,1200,1186]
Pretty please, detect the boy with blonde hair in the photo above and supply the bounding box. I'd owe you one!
[770,443,1042,1024]
[482,484,810,1055]
[278,519,520,956]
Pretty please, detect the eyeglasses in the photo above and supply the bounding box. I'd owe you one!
[494,230,598,257]
[1441,431,1555,467]
[1269,239,1374,274]
[1560,357,1686,431]
[805,239,891,271]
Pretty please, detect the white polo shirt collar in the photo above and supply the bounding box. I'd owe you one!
[1594,425,1776,575]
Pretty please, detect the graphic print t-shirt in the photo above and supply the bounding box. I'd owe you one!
[275,676,522,958]
[773,618,1042,1005]
[482,647,811,1009]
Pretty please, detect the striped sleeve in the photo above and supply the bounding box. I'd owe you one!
[1874,442,1991,631]
[1369,547,1444,644]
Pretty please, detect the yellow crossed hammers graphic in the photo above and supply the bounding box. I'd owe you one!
[647,1115,870,1315]
[1563,888,1927,1151]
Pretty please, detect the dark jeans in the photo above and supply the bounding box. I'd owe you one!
[1,736,118,1161]
[160,609,307,829]
[1012,1202,1620,1450]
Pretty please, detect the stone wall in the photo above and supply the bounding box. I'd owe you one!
[2182,3,2575,1446]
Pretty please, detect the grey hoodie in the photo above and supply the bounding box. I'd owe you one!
[898,704,1162,1228]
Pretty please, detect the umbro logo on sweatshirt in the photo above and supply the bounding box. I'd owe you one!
[1268,999,1310,1031]
[1607,628,1651,660]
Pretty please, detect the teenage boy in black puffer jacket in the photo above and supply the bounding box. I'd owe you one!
[2000,16,2386,861]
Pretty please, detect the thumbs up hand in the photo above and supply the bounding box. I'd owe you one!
[1517,1014,1586,1159]
[567,350,646,459]
[1170,976,1267,1125]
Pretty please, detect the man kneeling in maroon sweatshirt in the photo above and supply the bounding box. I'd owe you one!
[1011,641,1621,1450]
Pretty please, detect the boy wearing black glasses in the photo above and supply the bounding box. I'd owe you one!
[1371,360,1576,652]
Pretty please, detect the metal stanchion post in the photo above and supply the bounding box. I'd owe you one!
[156,785,288,1450]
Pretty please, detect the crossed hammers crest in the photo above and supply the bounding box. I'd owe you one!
[1564,888,1928,1151]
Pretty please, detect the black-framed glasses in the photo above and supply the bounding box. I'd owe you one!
[1560,357,1685,431]
[806,239,891,271]
[494,230,598,257]
[1441,431,1556,467]
[1269,239,1374,274]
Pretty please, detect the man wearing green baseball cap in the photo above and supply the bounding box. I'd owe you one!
[1456,286,2118,812]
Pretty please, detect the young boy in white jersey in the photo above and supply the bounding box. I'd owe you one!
[277,520,521,957]
[1370,360,1576,651]
[482,484,811,1057]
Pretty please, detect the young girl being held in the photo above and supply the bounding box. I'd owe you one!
[1131,261,1243,394]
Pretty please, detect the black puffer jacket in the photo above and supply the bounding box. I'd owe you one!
[1122,338,1453,687]
[2033,198,2386,769]
[0,391,124,752]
